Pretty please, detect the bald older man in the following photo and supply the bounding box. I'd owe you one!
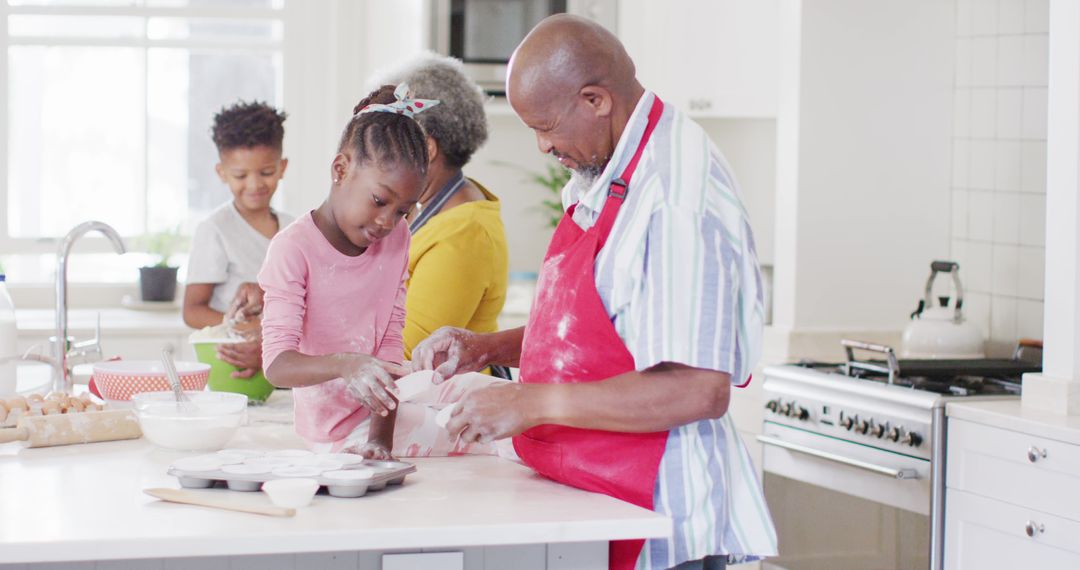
[411,14,776,570]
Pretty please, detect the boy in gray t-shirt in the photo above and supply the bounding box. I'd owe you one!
[184,101,293,378]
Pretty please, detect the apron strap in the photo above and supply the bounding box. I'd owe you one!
[408,171,467,234]
[594,96,665,250]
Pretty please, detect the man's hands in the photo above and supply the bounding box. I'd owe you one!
[445,383,544,444]
[410,326,490,383]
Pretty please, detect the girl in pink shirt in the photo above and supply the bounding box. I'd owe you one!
[258,84,433,458]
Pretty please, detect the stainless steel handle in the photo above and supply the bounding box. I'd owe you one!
[1025,521,1044,537]
[1027,446,1047,463]
[841,339,900,384]
[757,435,920,480]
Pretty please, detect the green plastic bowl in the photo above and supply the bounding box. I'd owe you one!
[190,338,274,403]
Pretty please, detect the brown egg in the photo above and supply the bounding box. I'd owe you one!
[40,401,60,415]
[45,391,66,402]
[27,393,44,403]
[7,396,28,411]
[67,399,85,413]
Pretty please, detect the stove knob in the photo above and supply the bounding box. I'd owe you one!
[840,414,855,430]
[856,419,871,435]
[888,426,902,442]
[903,431,923,447]
[765,399,779,413]
[872,423,887,438]
[797,407,810,421]
[781,402,793,416]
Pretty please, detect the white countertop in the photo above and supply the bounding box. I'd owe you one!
[947,400,1080,446]
[0,420,669,564]
[16,308,188,336]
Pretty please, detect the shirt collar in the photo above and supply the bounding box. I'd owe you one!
[561,91,657,222]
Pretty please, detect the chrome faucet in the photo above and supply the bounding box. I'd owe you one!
[53,221,126,394]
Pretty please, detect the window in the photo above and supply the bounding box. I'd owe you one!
[0,0,285,279]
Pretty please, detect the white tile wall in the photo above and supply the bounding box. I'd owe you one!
[995,88,1023,138]
[998,0,1025,34]
[951,0,1047,355]
[994,140,1022,191]
[1020,140,1047,192]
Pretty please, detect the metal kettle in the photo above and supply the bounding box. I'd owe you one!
[901,261,985,359]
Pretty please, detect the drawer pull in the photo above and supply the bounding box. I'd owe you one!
[1024,521,1044,537]
[1027,446,1047,463]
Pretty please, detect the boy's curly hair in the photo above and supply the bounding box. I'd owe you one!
[211,101,287,153]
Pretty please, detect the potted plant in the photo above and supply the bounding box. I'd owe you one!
[136,226,186,302]
[494,159,572,228]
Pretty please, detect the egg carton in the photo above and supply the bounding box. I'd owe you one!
[166,449,416,498]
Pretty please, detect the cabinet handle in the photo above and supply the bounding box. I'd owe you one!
[688,98,713,112]
[1025,521,1044,537]
[1027,446,1047,463]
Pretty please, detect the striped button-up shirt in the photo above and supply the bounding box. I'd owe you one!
[562,91,777,568]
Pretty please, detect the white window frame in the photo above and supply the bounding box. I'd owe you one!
[0,1,286,257]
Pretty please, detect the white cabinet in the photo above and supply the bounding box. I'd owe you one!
[617,0,779,118]
[946,490,1080,569]
[945,417,1080,568]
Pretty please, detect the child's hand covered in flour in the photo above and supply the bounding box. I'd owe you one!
[342,440,393,460]
[343,356,407,416]
[410,326,488,383]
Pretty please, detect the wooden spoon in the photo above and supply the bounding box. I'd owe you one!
[144,488,295,517]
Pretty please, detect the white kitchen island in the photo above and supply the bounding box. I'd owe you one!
[0,397,669,570]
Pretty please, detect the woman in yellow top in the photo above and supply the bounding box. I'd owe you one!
[372,54,509,372]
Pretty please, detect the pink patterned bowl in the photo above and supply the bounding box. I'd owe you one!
[92,360,210,401]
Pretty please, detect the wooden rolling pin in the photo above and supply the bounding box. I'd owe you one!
[0,409,141,447]
[144,488,295,517]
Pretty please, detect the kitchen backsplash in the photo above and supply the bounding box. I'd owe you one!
[950,0,1048,356]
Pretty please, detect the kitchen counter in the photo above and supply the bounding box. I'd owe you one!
[0,418,669,566]
[15,308,188,336]
[947,400,1080,446]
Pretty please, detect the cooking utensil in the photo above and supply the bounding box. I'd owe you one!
[161,348,197,413]
[0,409,141,447]
[901,261,985,359]
[143,487,295,517]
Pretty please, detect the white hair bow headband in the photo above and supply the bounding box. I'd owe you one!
[355,83,440,119]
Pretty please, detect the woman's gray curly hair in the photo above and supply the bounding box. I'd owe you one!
[368,52,489,168]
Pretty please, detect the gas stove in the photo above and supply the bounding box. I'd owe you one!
[759,339,1040,570]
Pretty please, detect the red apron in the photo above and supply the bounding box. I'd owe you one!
[514,97,667,570]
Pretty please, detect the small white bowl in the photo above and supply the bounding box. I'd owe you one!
[262,478,320,508]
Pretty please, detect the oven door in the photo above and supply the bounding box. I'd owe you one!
[761,421,932,569]
[760,421,931,514]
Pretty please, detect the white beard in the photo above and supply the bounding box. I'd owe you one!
[569,162,604,191]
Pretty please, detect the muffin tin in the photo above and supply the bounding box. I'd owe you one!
[166,448,416,498]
